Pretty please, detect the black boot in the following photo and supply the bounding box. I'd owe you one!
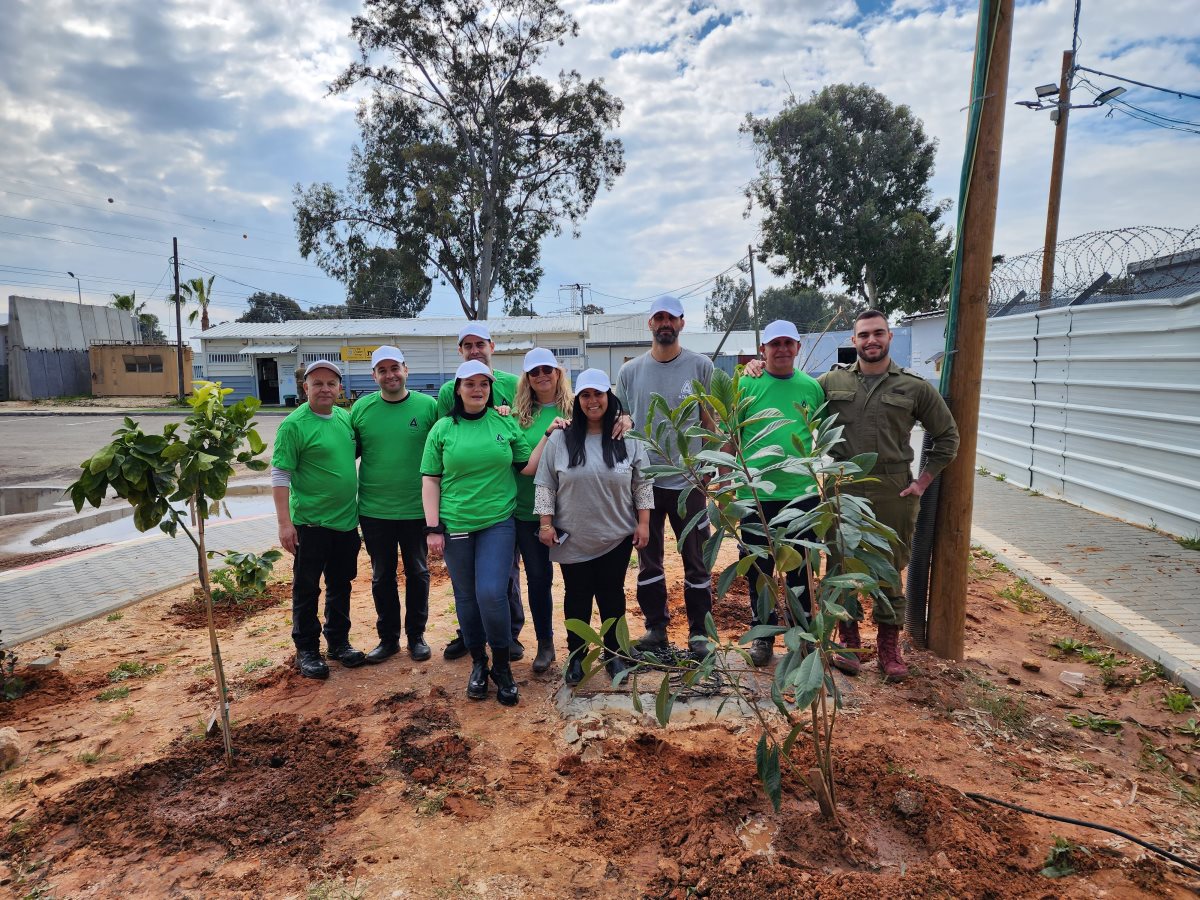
[467,647,489,700]
[564,648,585,686]
[490,646,519,706]
[532,639,556,674]
[605,653,630,682]
[297,649,329,680]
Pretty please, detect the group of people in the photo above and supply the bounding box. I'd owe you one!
[271,297,959,706]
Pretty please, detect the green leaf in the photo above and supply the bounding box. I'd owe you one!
[781,721,806,757]
[755,734,782,813]
[788,649,824,694]
[739,624,788,645]
[247,428,266,454]
[87,445,117,474]
[614,616,632,655]
[630,674,643,714]
[654,674,675,726]
[564,618,603,648]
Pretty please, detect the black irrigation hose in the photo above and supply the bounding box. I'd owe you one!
[964,791,1200,875]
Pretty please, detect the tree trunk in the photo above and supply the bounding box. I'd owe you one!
[196,505,233,760]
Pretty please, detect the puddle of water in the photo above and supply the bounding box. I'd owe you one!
[31,495,275,551]
[0,486,72,516]
[736,814,776,856]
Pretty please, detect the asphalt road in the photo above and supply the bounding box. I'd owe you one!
[0,414,285,486]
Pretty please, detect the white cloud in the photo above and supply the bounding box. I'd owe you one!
[1,0,1196,325]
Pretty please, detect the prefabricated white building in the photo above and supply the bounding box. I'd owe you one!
[196,315,628,404]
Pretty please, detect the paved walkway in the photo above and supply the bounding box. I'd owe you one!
[0,514,276,647]
[971,473,1200,696]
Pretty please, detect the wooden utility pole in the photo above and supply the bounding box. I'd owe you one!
[746,245,761,349]
[173,237,185,402]
[1039,49,1073,307]
[926,0,1014,660]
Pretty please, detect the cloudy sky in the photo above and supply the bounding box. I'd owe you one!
[1,0,1197,336]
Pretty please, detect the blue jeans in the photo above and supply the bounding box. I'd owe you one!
[514,518,554,642]
[443,517,517,652]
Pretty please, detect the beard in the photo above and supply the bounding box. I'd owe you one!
[654,327,678,346]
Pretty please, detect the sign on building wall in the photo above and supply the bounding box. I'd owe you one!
[340,346,380,362]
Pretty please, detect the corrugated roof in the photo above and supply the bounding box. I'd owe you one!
[198,314,627,342]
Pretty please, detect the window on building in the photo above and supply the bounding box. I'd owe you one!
[207,353,242,364]
[552,347,580,357]
[123,354,164,373]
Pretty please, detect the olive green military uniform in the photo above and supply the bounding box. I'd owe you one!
[818,361,959,625]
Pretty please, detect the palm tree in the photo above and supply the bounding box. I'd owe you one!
[110,291,142,315]
[180,275,216,331]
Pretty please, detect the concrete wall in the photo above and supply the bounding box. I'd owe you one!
[7,296,140,400]
[89,345,194,397]
[978,292,1200,537]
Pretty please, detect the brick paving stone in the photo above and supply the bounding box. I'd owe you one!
[971,474,1200,696]
[0,514,276,647]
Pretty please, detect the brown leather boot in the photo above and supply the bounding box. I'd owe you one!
[876,623,909,682]
[830,620,861,676]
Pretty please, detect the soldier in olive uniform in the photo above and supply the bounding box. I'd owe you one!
[818,309,959,681]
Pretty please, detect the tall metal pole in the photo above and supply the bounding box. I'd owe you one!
[173,237,185,402]
[927,0,1014,660]
[746,245,761,349]
[1039,49,1073,307]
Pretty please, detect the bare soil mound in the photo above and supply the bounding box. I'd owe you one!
[166,582,288,629]
[0,668,103,723]
[12,715,377,873]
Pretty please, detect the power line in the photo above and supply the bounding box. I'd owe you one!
[0,184,300,247]
[0,175,301,240]
[0,211,325,269]
[1074,65,1200,103]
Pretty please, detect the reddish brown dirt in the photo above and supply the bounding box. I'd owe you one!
[1,546,1197,898]
[165,581,289,629]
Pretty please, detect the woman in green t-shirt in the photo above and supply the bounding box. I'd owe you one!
[421,360,564,707]
[512,347,574,675]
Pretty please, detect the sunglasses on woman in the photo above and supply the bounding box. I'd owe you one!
[528,365,556,377]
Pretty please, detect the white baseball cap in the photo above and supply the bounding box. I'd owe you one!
[371,345,404,368]
[303,359,342,379]
[523,347,558,372]
[762,320,801,344]
[574,368,611,394]
[457,322,492,344]
[648,295,684,318]
[454,360,494,381]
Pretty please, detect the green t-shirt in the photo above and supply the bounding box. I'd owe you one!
[271,404,359,532]
[514,404,560,521]
[351,389,439,520]
[736,370,825,502]
[436,368,519,418]
[420,409,531,532]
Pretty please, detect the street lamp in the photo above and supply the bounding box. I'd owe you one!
[1014,49,1131,307]
[66,271,82,305]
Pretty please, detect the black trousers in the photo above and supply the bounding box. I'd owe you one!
[738,495,820,626]
[291,524,361,652]
[636,485,712,637]
[359,515,430,643]
[561,536,635,656]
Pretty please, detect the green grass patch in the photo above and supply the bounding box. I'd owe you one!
[96,685,130,702]
[107,661,164,683]
[105,612,123,623]
[240,658,272,675]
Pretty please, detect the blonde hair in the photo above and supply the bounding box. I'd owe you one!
[516,365,573,427]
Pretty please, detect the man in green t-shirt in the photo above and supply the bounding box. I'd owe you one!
[436,323,525,661]
[352,346,439,665]
[272,359,364,680]
[735,321,826,668]
[436,323,520,416]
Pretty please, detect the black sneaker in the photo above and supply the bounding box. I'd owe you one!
[408,637,432,662]
[444,633,468,660]
[509,639,525,662]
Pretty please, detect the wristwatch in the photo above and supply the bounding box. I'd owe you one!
[424,523,446,535]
